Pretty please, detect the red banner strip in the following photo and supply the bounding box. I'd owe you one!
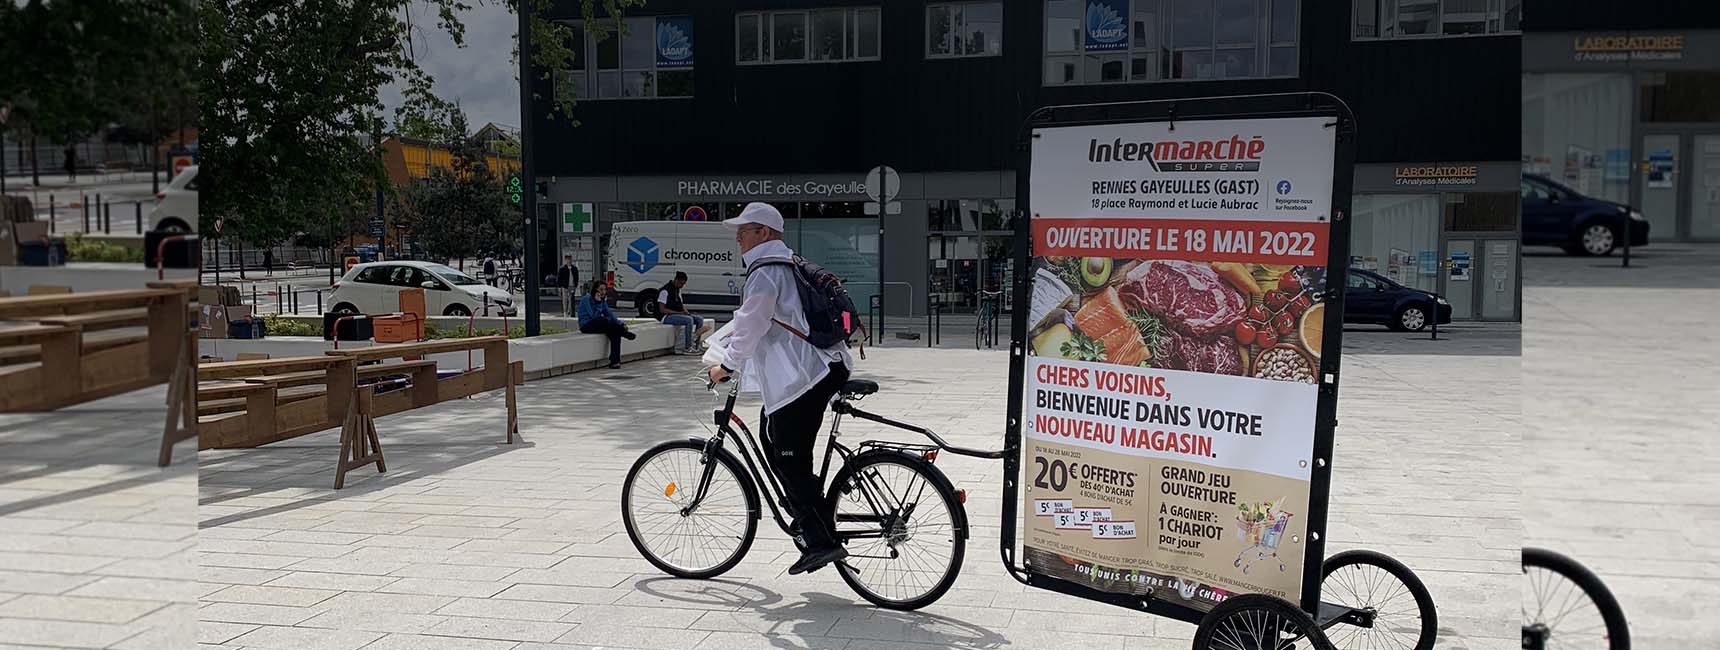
[1034,218,1329,266]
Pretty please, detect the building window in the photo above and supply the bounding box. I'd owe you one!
[1044,0,1297,86]
[738,8,880,64]
[1353,0,1520,40]
[559,16,694,100]
[928,2,1003,58]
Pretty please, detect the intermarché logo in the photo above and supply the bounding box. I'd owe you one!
[1087,135,1265,172]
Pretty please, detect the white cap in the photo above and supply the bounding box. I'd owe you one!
[722,202,785,232]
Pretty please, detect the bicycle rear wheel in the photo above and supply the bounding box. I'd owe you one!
[1523,547,1629,650]
[824,451,966,610]
[622,439,758,579]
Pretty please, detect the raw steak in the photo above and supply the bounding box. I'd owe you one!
[1164,330,1244,376]
[1121,260,1246,338]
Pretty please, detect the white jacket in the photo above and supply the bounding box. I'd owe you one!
[716,240,852,413]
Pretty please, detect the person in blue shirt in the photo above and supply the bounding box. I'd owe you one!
[578,281,636,369]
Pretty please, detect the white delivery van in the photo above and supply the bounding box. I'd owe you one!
[606,221,744,317]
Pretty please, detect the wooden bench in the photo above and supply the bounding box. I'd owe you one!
[197,338,520,488]
[0,282,198,465]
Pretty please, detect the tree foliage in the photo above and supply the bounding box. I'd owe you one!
[196,0,641,277]
[0,1,196,161]
[394,110,517,263]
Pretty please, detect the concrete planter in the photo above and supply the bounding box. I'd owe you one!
[200,322,678,379]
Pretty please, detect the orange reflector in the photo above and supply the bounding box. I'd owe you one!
[924,450,939,462]
[956,489,966,504]
[664,482,678,498]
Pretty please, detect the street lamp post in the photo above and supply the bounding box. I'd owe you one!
[517,0,541,336]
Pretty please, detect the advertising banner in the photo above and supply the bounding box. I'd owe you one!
[1022,116,1335,613]
[655,16,694,68]
[1083,0,1129,51]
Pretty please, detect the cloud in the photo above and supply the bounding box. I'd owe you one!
[381,0,520,132]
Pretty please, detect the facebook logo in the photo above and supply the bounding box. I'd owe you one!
[1275,180,1292,195]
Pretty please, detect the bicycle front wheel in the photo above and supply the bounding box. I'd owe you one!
[622,439,759,579]
[1523,547,1629,650]
[825,451,966,610]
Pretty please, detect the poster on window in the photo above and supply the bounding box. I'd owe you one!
[1648,149,1676,189]
[655,16,693,68]
[1021,116,1336,613]
[1083,0,1129,51]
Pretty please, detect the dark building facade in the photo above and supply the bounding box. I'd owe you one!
[529,0,1522,321]
[1522,2,1720,243]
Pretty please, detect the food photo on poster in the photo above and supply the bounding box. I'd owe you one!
[1028,256,1327,384]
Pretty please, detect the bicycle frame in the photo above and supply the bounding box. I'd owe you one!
[684,379,1003,541]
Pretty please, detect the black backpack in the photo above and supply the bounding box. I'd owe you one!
[747,255,867,358]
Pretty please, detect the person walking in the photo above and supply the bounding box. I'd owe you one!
[557,254,580,317]
[706,202,854,576]
[657,271,704,354]
[578,281,635,369]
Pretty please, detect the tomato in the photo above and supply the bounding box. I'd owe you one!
[1256,328,1279,348]
[1264,290,1289,310]
[1277,272,1300,292]
[1235,320,1258,343]
[1274,311,1295,335]
[1289,294,1313,316]
[1248,305,1271,322]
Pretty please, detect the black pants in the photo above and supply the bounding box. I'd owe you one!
[580,320,628,365]
[760,362,850,550]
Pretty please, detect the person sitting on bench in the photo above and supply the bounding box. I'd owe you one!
[577,281,635,369]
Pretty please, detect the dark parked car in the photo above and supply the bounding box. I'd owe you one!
[1521,173,1650,256]
[1344,269,1452,332]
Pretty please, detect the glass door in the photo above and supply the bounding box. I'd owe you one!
[926,234,980,313]
[1641,134,1681,240]
[1691,134,1720,239]
[1445,239,1477,320]
[1480,239,1517,321]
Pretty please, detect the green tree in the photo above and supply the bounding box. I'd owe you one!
[198,0,642,284]
[0,1,196,184]
[396,110,515,266]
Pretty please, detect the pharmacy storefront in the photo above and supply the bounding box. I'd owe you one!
[1350,162,1520,322]
[1524,30,1720,241]
[541,170,1018,317]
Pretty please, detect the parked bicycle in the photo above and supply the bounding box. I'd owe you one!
[974,290,1001,349]
[490,266,526,295]
[1523,547,1629,650]
[621,369,1003,610]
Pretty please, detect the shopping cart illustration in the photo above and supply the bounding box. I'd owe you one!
[1234,509,1294,575]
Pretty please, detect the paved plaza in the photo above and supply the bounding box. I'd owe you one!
[0,389,198,650]
[1522,243,1720,648]
[190,325,1518,649]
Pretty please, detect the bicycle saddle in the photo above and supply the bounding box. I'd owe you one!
[841,379,879,396]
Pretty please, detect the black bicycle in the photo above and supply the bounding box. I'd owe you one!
[1523,547,1629,650]
[621,370,1003,610]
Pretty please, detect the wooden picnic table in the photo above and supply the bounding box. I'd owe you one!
[200,335,521,488]
[0,280,198,464]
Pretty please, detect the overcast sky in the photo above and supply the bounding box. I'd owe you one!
[380,1,521,132]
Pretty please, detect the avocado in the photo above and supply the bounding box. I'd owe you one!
[1081,257,1112,287]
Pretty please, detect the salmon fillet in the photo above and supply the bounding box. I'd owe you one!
[1075,287,1150,366]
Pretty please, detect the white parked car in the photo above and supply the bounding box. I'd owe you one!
[329,261,515,317]
[150,164,198,233]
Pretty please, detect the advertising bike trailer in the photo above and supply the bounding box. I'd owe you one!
[1000,93,1437,650]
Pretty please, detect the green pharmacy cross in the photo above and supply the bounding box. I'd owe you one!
[563,203,592,233]
[507,175,524,205]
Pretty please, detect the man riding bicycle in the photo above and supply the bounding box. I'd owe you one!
[707,202,854,576]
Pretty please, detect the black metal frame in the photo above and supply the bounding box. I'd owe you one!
[686,381,1003,545]
[999,92,1359,628]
